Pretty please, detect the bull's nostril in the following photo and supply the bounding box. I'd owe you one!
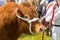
[39,28,43,31]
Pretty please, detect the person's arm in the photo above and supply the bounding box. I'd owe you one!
[40,7,53,22]
[40,1,56,22]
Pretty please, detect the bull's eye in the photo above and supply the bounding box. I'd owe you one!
[17,9,24,17]
[24,15,30,19]
[24,16,28,18]
[17,10,20,13]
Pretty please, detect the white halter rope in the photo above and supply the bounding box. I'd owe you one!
[16,13,40,34]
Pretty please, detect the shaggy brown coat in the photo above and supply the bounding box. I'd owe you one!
[0,2,43,40]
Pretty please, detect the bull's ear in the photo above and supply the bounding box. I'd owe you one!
[15,8,24,17]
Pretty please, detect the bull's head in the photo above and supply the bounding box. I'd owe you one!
[16,2,44,34]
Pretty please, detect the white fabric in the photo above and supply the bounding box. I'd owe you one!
[45,1,56,22]
[40,0,48,6]
[53,7,60,25]
[40,0,47,5]
[46,5,60,25]
[51,26,60,40]
[45,1,60,25]
[45,6,53,22]
[40,1,56,22]
[15,0,25,4]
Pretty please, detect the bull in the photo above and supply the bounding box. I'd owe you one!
[0,2,44,40]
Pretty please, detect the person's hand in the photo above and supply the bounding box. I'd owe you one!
[40,17,44,23]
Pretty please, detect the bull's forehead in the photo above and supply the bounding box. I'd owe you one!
[18,2,38,19]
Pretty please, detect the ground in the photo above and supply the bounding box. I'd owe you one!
[18,33,50,40]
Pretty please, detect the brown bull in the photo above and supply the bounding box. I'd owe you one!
[0,2,44,40]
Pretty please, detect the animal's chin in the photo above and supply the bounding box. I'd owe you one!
[23,29,41,34]
[24,31,33,35]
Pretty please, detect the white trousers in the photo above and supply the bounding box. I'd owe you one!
[51,26,60,40]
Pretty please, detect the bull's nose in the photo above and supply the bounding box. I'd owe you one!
[39,28,43,31]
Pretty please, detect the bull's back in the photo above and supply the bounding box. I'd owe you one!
[0,2,19,40]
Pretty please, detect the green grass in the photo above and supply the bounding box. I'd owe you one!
[18,33,50,40]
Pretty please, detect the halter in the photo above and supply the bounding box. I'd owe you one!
[16,13,40,34]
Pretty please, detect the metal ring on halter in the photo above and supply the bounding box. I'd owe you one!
[16,13,40,34]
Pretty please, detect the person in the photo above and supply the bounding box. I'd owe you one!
[0,0,6,6]
[40,0,48,22]
[46,0,54,36]
[36,0,42,18]
[41,0,60,40]
[40,0,49,36]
